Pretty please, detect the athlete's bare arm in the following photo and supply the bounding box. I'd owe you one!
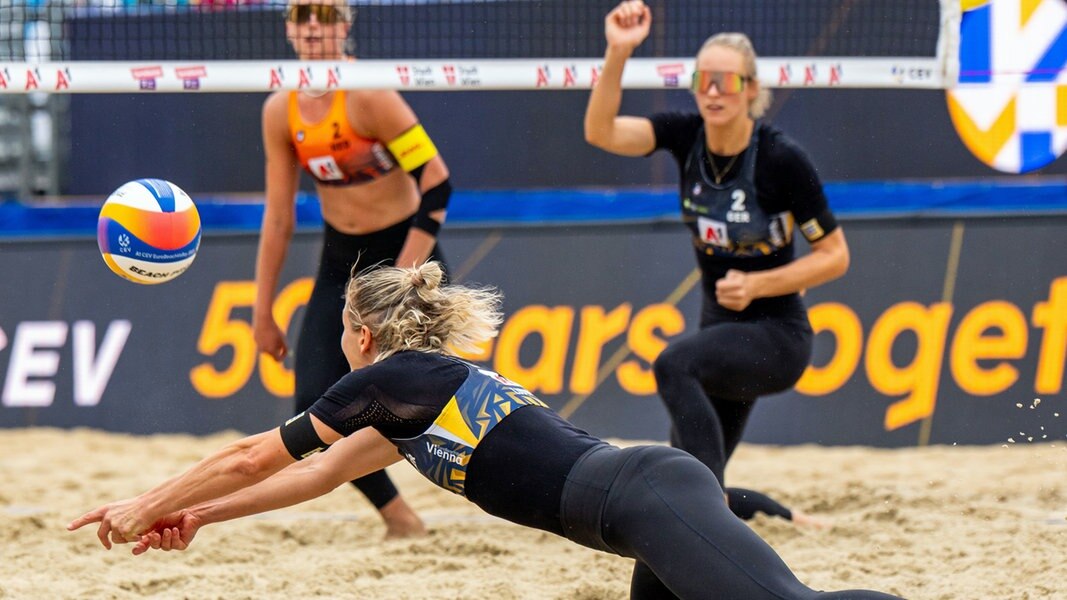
[584,0,657,157]
[253,92,302,361]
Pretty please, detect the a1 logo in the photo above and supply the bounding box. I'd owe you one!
[946,0,1067,173]
[308,156,344,181]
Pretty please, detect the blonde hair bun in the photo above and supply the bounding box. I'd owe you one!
[411,261,444,291]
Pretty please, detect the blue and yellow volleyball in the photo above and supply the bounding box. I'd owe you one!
[96,178,201,284]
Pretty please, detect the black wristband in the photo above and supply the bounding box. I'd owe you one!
[412,178,451,236]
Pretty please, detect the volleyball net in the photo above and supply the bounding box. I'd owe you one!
[0,0,960,92]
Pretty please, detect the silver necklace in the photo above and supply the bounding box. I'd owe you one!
[707,150,740,184]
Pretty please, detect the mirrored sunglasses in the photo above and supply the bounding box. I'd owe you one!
[286,4,344,24]
[690,70,750,95]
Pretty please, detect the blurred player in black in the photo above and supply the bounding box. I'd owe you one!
[585,0,850,530]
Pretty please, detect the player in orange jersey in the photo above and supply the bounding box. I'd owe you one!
[252,0,452,538]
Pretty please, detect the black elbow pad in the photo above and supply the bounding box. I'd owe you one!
[279,411,329,460]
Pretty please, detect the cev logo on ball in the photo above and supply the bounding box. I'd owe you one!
[947,0,1067,173]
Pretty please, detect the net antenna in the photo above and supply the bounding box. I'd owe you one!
[0,0,962,93]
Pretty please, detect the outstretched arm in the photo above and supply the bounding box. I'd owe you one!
[131,428,402,555]
[68,428,296,548]
[584,0,656,156]
[191,428,398,528]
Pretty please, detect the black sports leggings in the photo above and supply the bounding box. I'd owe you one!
[295,219,444,509]
[653,314,812,486]
[560,445,901,600]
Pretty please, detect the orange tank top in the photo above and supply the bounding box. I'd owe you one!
[288,91,398,186]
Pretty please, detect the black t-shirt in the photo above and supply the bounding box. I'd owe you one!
[650,113,838,320]
[309,351,601,535]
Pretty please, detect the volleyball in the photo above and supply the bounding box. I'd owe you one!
[96,178,201,284]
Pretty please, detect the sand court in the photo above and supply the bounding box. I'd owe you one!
[1,428,1064,599]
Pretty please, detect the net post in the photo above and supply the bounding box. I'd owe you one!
[936,0,962,89]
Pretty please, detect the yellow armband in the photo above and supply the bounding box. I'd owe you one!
[799,218,826,242]
[386,124,439,172]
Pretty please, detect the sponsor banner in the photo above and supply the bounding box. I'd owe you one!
[130,65,163,91]
[174,65,207,90]
[656,63,685,88]
[2,216,1065,447]
[0,57,944,93]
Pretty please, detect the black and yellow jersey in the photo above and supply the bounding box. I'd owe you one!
[309,351,601,535]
